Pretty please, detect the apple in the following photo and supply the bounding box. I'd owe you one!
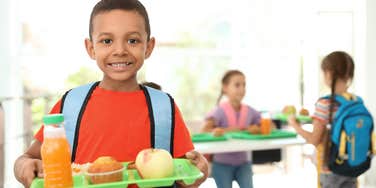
[282,105,296,115]
[135,148,174,179]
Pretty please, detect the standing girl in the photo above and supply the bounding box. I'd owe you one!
[289,51,360,188]
[202,70,261,188]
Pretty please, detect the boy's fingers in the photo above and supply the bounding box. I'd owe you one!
[23,168,35,188]
[185,150,199,164]
[34,159,44,177]
[25,176,34,188]
[185,150,199,158]
[23,159,44,187]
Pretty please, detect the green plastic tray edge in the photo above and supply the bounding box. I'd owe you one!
[31,159,203,188]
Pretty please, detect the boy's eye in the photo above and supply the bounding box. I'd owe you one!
[128,39,138,44]
[102,39,112,44]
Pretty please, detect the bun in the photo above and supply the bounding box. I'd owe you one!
[299,108,309,116]
[86,156,124,184]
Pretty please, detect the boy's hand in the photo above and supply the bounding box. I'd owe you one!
[177,150,208,187]
[14,157,43,188]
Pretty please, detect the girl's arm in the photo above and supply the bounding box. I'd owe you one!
[288,116,326,146]
[201,118,216,133]
[248,124,261,134]
[201,118,243,137]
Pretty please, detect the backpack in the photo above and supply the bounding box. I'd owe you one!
[59,82,175,162]
[326,94,374,177]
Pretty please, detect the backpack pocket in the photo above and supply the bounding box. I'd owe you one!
[344,115,373,166]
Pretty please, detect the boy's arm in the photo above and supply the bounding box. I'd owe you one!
[14,140,43,188]
[176,150,209,188]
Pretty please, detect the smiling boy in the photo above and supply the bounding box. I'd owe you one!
[14,0,208,187]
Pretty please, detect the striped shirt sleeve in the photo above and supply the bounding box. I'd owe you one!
[312,98,338,124]
[313,98,330,123]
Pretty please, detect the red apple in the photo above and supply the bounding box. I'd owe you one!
[135,148,174,179]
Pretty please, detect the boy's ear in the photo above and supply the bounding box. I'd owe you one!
[85,38,96,60]
[145,37,155,59]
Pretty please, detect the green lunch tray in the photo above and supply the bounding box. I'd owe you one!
[227,130,297,140]
[30,159,203,188]
[191,133,228,143]
[273,113,312,124]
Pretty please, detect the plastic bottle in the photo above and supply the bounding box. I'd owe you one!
[41,114,73,188]
[260,112,272,135]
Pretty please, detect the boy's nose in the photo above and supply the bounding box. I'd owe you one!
[113,42,129,56]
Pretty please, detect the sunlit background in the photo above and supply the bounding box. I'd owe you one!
[1,0,376,187]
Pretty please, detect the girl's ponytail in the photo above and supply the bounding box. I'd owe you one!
[328,76,337,124]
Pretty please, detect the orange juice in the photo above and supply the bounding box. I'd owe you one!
[41,114,73,188]
[260,118,272,135]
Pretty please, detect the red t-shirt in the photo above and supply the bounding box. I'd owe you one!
[35,86,194,164]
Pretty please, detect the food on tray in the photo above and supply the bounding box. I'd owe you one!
[135,148,174,179]
[248,125,260,134]
[71,162,90,175]
[282,105,296,115]
[299,108,310,116]
[86,156,124,184]
[212,127,225,137]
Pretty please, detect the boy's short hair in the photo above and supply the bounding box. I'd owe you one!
[89,0,151,40]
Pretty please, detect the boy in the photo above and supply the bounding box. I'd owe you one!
[13,0,208,187]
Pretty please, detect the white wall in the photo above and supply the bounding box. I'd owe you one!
[0,0,25,187]
[363,0,376,186]
[365,0,376,114]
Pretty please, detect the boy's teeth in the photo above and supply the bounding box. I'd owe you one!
[110,62,132,67]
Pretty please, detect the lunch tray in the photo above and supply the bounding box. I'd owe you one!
[273,113,312,124]
[30,159,203,188]
[227,129,297,140]
[191,133,228,143]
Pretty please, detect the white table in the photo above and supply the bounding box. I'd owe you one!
[194,136,307,172]
[194,136,306,154]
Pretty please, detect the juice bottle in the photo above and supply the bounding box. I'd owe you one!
[260,113,272,135]
[41,114,73,188]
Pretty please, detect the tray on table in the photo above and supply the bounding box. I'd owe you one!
[191,133,228,143]
[31,159,203,188]
[227,129,297,140]
[273,113,312,124]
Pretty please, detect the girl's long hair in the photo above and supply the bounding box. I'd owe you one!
[321,51,354,124]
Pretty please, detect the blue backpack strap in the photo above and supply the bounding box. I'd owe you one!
[320,94,357,120]
[61,83,174,162]
[61,82,99,162]
[333,95,362,120]
[141,85,174,155]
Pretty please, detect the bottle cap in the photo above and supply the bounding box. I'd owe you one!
[261,111,271,119]
[43,114,64,125]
